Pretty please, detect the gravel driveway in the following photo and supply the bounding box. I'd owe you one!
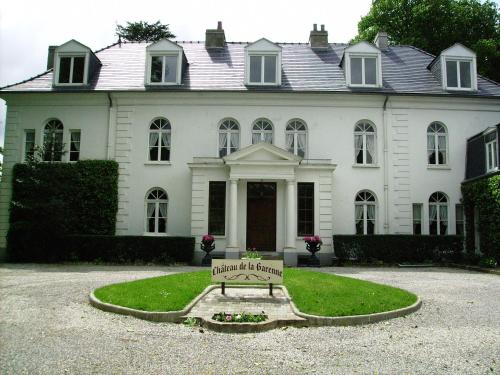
[0,264,499,374]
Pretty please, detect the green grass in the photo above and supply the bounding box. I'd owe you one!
[94,269,417,317]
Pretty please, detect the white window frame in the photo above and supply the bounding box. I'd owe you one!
[69,129,81,162]
[427,122,449,167]
[23,129,36,162]
[485,137,498,173]
[443,57,474,91]
[429,192,448,235]
[218,118,240,157]
[146,53,182,85]
[144,188,168,235]
[455,204,465,236]
[355,191,377,235]
[42,119,64,162]
[354,121,377,165]
[346,53,381,88]
[246,53,280,86]
[285,119,307,157]
[147,118,172,162]
[54,53,88,86]
[251,118,274,144]
[412,203,423,235]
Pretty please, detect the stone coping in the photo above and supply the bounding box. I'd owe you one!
[90,283,422,332]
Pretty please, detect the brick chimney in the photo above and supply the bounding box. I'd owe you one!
[374,32,389,49]
[205,21,226,49]
[47,45,58,69]
[309,24,328,50]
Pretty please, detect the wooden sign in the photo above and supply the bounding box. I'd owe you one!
[211,259,283,284]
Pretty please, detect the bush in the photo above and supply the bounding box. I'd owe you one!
[7,160,119,260]
[7,234,194,264]
[479,256,498,268]
[333,235,464,264]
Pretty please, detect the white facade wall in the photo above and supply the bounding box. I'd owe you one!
[0,92,499,263]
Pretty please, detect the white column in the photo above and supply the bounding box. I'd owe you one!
[285,180,296,249]
[227,178,239,251]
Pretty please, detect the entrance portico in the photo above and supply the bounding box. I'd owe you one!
[189,143,336,266]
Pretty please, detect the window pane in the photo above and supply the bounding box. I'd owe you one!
[446,61,458,87]
[72,57,85,83]
[25,131,35,159]
[59,57,71,83]
[208,181,226,235]
[150,56,163,83]
[264,56,276,83]
[164,55,178,83]
[297,183,314,236]
[250,56,261,83]
[70,131,81,161]
[459,61,471,88]
[364,58,377,85]
[350,58,362,84]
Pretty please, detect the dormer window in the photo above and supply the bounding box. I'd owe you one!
[53,40,99,86]
[350,56,377,86]
[150,55,178,84]
[429,43,477,91]
[245,38,282,86]
[249,55,277,84]
[58,56,85,84]
[445,59,472,89]
[342,42,382,88]
[146,39,185,86]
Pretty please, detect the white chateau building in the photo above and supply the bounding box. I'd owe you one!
[1,23,499,265]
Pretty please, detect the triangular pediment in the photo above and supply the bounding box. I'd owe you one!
[56,39,92,53]
[344,41,380,54]
[246,38,282,52]
[147,38,183,52]
[441,43,475,58]
[223,142,301,163]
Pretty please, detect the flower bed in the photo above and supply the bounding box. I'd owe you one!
[212,312,268,323]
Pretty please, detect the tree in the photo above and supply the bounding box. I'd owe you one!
[353,0,500,82]
[116,21,175,42]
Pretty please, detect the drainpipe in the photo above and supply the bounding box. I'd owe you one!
[106,92,116,159]
[382,95,390,233]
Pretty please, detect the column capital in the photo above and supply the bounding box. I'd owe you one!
[285,179,296,184]
[229,178,238,184]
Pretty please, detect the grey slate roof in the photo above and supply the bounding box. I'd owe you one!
[2,41,500,97]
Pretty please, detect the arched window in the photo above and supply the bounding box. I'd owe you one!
[149,118,171,161]
[427,122,447,165]
[145,188,168,234]
[355,190,376,234]
[286,119,307,157]
[429,192,448,235]
[252,118,273,144]
[43,119,64,161]
[218,118,240,157]
[354,121,376,165]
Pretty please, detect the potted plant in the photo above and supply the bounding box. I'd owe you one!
[200,234,215,266]
[304,235,322,266]
[241,248,261,260]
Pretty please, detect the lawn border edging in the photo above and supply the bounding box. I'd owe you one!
[89,284,218,322]
[89,283,422,330]
[282,285,422,326]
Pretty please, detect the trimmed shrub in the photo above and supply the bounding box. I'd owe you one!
[7,235,194,264]
[7,160,119,261]
[461,173,500,262]
[333,235,464,264]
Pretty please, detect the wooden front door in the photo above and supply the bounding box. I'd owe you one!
[246,182,277,251]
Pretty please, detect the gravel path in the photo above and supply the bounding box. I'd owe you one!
[0,264,499,374]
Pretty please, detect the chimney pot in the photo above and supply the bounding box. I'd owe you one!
[206,22,226,49]
[309,24,328,50]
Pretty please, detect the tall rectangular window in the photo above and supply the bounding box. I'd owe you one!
[208,181,226,235]
[297,183,314,236]
[456,204,465,236]
[412,203,422,235]
[24,130,35,161]
[485,132,498,172]
[69,130,81,161]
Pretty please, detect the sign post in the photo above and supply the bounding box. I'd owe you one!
[211,259,283,296]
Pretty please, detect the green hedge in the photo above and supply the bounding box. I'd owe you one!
[7,160,119,261]
[462,174,500,261]
[333,235,464,264]
[6,234,194,264]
